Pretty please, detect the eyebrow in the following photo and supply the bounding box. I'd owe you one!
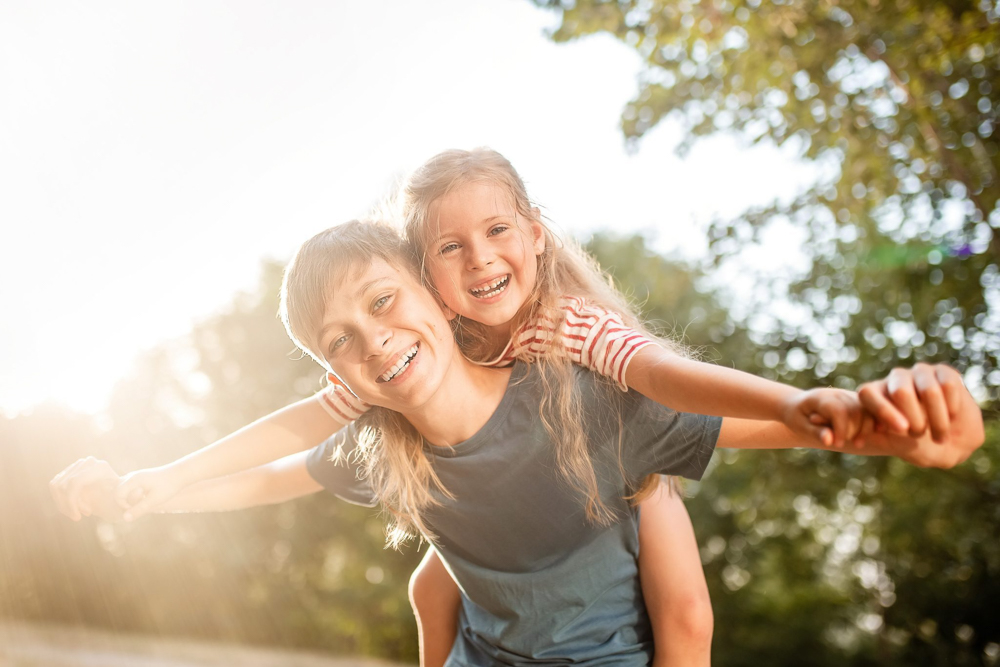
[357,276,392,296]
[430,215,511,245]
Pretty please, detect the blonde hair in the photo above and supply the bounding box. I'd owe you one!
[279,219,451,546]
[401,147,682,525]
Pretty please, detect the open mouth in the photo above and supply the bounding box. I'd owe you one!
[469,274,510,299]
[378,343,419,383]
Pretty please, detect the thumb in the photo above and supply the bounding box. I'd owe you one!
[806,414,834,447]
[123,495,157,522]
[115,476,143,509]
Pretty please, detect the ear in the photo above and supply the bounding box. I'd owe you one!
[528,209,546,256]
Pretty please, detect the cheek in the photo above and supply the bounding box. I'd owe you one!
[427,262,464,301]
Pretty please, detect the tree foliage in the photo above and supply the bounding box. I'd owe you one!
[2,263,421,661]
[538,0,1000,398]
[586,232,1000,665]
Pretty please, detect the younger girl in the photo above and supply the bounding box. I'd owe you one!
[389,147,865,667]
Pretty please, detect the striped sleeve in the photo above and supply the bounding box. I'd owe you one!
[483,296,655,391]
[314,375,371,424]
[561,298,654,391]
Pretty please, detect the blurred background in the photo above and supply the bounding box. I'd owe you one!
[2,1,998,665]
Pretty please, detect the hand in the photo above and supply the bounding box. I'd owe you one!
[781,388,868,448]
[49,457,126,522]
[114,465,188,522]
[857,363,984,468]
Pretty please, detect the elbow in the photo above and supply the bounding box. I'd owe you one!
[673,590,715,649]
[408,554,461,620]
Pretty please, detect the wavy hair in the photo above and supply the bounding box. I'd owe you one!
[401,147,686,526]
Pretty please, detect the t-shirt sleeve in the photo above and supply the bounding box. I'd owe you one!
[305,424,378,508]
[488,299,655,390]
[570,301,655,392]
[313,374,371,424]
[614,389,721,483]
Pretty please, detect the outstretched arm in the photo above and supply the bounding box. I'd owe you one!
[50,451,323,521]
[115,389,360,519]
[626,344,880,447]
[156,451,323,514]
[716,364,984,469]
[544,300,868,447]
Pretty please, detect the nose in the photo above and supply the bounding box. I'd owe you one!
[466,239,494,271]
[360,324,392,360]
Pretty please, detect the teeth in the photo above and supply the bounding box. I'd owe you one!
[470,275,509,298]
[380,344,418,382]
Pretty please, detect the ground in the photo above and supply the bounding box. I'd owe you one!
[0,621,411,667]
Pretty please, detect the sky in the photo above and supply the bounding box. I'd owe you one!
[0,1,819,415]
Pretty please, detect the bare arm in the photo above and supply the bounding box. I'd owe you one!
[50,452,324,521]
[115,393,350,519]
[161,394,342,486]
[626,345,798,422]
[625,345,874,446]
[156,451,323,514]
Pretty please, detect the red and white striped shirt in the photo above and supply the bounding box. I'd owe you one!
[313,296,653,423]
[475,296,653,391]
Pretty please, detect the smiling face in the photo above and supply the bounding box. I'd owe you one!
[318,258,457,413]
[423,180,546,330]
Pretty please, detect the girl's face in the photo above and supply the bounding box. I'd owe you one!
[424,180,545,330]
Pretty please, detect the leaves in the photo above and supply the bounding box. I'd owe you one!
[537,0,1000,400]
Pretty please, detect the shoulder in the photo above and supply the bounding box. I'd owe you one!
[555,295,618,320]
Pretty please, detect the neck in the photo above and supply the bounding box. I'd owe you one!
[400,354,511,447]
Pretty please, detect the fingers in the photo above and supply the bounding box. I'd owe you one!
[127,487,146,506]
[49,457,117,521]
[65,461,116,521]
[838,391,865,443]
[826,399,849,448]
[886,368,928,436]
[935,365,966,419]
[913,363,950,443]
[805,413,834,447]
[858,380,909,434]
[115,474,143,510]
[53,458,94,520]
[49,459,85,520]
[806,389,865,448]
[123,495,155,523]
[852,413,877,449]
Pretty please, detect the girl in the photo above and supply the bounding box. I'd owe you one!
[393,147,864,667]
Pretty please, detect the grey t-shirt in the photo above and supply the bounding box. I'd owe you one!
[307,362,720,666]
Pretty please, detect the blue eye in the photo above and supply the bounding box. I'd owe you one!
[488,225,509,236]
[373,294,392,311]
[439,243,460,255]
[330,334,349,354]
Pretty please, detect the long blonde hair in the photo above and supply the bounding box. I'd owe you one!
[401,147,683,525]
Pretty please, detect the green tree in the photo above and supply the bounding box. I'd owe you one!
[539,2,1000,661]
[536,0,999,397]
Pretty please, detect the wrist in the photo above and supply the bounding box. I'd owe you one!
[776,387,806,422]
[160,460,198,489]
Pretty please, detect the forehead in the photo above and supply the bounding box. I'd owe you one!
[424,180,520,241]
[434,180,517,219]
[326,257,414,304]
